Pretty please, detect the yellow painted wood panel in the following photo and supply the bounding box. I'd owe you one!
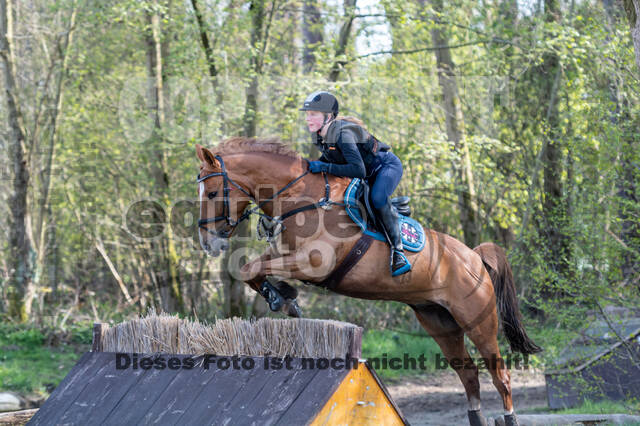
[309,364,404,426]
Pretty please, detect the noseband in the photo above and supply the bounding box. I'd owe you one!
[197,154,339,239]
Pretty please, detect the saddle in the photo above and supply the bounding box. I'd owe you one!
[344,178,426,252]
[314,178,426,290]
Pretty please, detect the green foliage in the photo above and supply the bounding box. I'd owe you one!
[69,324,93,345]
[0,327,45,348]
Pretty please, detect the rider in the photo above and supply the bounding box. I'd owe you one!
[300,90,411,277]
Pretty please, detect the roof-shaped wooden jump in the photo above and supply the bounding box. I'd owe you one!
[28,314,408,425]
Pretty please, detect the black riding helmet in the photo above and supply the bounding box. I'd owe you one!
[299,91,339,117]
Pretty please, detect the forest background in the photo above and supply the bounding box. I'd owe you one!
[1,0,639,402]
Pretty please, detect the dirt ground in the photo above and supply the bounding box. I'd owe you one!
[386,368,548,426]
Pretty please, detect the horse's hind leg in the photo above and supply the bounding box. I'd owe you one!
[456,301,518,426]
[411,304,487,426]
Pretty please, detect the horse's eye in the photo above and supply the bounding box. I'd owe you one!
[208,191,217,199]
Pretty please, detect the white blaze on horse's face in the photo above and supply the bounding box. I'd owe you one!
[198,180,229,257]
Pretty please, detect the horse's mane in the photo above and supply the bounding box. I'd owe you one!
[213,137,301,160]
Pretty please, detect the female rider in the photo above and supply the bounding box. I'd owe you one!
[299,90,411,277]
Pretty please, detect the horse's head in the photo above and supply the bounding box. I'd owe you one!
[196,144,252,257]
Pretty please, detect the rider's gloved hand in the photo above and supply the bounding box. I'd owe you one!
[308,161,328,174]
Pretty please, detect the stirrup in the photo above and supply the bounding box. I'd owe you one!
[391,250,411,277]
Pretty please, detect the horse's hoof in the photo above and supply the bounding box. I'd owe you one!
[467,409,487,426]
[504,413,518,426]
[261,281,284,312]
[283,299,302,318]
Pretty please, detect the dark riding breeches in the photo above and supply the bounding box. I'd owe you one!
[369,151,403,209]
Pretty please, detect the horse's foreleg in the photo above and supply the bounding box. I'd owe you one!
[240,252,272,292]
[239,251,306,317]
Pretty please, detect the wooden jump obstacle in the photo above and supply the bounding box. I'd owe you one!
[28,314,408,425]
[545,317,640,409]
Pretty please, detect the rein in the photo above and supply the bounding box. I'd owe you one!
[197,154,341,239]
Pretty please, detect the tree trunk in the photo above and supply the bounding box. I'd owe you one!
[426,0,480,247]
[1,0,34,322]
[328,0,356,82]
[145,1,183,313]
[234,0,276,316]
[190,0,226,134]
[33,5,77,314]
[299,0,322,158]
[243,0,268,137]
[220,220,249,317]
[612,1,640,285]
[623,0,640,70]
[537,0,573,291]
[302,0,323,72]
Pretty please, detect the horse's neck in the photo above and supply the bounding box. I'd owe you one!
[228,153,308,216]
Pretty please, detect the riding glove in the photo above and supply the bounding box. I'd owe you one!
[308,161,328,173]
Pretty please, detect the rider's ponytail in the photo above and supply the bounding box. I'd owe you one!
[335,115,367,132]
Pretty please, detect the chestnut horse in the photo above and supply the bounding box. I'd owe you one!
[196,138,540,426]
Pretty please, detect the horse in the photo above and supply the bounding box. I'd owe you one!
[195,138,541,426]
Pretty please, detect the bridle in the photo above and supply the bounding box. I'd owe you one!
[197,154,340,239]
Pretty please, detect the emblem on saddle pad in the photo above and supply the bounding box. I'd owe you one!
[401,222,420,244]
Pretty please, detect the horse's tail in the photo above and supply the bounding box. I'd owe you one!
[473,242,542,354]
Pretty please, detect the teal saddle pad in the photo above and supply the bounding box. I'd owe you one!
[343,178,426,252]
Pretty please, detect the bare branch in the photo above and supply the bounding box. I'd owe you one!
[355,39,492,59]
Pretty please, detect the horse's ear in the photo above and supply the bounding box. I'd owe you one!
[195,144,220,169]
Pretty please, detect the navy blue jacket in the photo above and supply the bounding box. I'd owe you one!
[312,120,390,178]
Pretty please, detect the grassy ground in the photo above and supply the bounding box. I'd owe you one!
[0,323,90,397]
[525,399,640,416]
[362,329,442,378]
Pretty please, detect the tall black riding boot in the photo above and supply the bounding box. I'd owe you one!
[376,199,412,276]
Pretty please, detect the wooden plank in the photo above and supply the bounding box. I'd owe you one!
[275,359,350,425]
[138,355,219,425]
[91,323,103,352]
[174,358,262,425]
[212,358,287,420]
[0,408,37,424]
[348,327,363,358]
[174,356,327,425]
[219,358,322,426]
[100,355,184,425]
[28,352,100,425]
[56,353,146,425]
